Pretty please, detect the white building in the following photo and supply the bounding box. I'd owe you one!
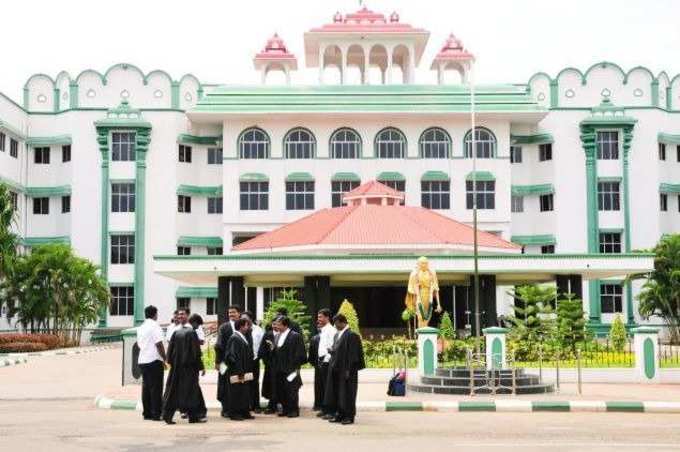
[0,7,674,335]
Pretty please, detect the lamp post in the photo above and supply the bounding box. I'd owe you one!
[470,62,481,358]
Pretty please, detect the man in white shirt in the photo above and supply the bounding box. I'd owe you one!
[314,309,336,417]
[165,310,179,342]
[137,305,167,421]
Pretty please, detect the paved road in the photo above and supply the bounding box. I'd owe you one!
[1,348,680,452]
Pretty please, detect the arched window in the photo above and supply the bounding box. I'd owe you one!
[238,127,270,159]
[375,127,406,159]
[464,127,496,158]
[284,128,316,159]
[419,127,451,158]
[330,128,361,159]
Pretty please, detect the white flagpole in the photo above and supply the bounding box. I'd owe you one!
[470,62,481,357]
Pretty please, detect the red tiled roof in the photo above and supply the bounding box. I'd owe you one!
[233,204,520,252]
[309,7,427,34]
[343,180,403,200]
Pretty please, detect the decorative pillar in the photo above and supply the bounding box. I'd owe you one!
[340,46,347,85]
[69,81,79,109]
[416,327,439,376]
[217,276,230,325]
[363,49,370,85]
[133,129,151,326]
[171,81,180,109]
[622,126,636,326]
[651,79,659,107]
[483,327,508,370]
[318,46,325,85]
[386,50,393,85]
[549,80,559,108]
[632,327,660,383]
[256,287,264,322]
[580,126,601,325]
[96,129,110,328]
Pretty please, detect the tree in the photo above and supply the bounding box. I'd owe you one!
[3,244,110,344]
[636,234,680,343]
[338,299,360,336]
[556,296,587,355]
[438,311,455,340]
[507,284,556,343]
[0,182,19,282]
[609,314,627,353]
[262,288,312,337]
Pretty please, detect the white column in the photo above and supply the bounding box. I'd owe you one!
[632,327,660,383]
[437,62,443,85]
[407,45,416,84]
[284,67,291,85]
[483,327,508,370]
[340,46,347,85]
[318,46,325,85]
[363,47,370,85]
[256,287,264,322]
[416,327,439,376]
[386,48,393,84]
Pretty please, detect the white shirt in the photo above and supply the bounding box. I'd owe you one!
[318,323,337,363]
[277,328,290,347]
[251,324,264,360]
[165,323,179,342]
[137,319,164,364]
[196,325,205,342]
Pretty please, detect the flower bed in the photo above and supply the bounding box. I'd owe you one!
[0,333,61,353]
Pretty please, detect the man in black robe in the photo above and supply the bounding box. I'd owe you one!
[273,316,306,417]
[324,314,365,425]
[162,326,206,424]
[215,305,241,418]
[225,318,254,421]
[258,319,280,414]
[276,307,302,334]
[308,331,321,411]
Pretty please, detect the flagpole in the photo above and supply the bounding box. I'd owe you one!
[470,62,481,358]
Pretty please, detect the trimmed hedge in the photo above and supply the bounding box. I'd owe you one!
[0,333,61,351]
[0,342,49,353]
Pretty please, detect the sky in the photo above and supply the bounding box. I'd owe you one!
[1,0,679,101]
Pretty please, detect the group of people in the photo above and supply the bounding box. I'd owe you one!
[136,303,365,426]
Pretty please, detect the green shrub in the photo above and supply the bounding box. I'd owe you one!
[338,299,360,336]
[609,315,627,353]
[439,311,455,340]
[556,297,587,354]
[262,288,312,335]
[0,334,61,349]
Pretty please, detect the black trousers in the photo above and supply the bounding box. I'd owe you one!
[250,359,261,410]
[140,360,164,419]
[314,362,329,411]
[274,372,300,415]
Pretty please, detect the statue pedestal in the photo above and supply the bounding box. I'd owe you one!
[417,327,439,376]
[483,327,509,370]
[632,327,660,383]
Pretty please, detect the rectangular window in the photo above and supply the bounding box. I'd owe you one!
[0,132,5,151]
[511,195,524,213]
[34,147,50,164]
[510,146,522,164]
[285,181,315,210]
[539,194,554,212]
[109,286,134,316]
[239,181,269,211]
[599,232,622,254]
[10,191,18,211]
[207,197,223,214]
[61,195,70,213]
[600,283,623,313]
[207,247,223,256]
[331,180,360,208]
[207,147,223,164]
[176,297,190,310]
[111,132,136,161]
[10,139,18,158]
[111,234,135,264]
[660,193,668,212]
[421,180,450,210]
[659,143,666,161]
[178,195,191,213]
[541,245,555,254]
[377,179,406,206]
[538,143,552,161]
[206,297,216,315]
[62,145,71,162]
[33,197,49,215]
[466,180,495,210]
[596,131,619,160]
[178,144,192,163]
[597,181,620,211]
[111,183,136,213]
[177,246,191,256]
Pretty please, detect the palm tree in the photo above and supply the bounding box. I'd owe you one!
[0,182,19,280]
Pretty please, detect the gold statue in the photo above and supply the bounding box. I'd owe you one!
[405,256,442,329]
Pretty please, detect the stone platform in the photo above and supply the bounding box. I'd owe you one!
[408,367,555,395]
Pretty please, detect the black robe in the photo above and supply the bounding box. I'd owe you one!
[273,330,306,413]
[225,333,252,415]
[308,333,323,410]
[258,329,277,403]
[324,329,365,420]
[215,321,234,407]
[162,328,205,420]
